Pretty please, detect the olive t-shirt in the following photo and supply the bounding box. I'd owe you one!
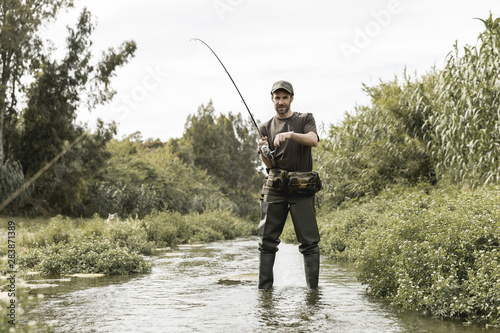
[259,112,319,173]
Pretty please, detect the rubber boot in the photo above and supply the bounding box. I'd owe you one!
[303,253,320,289]
[259,253,276,290]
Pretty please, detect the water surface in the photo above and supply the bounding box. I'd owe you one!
[30,238,499,332]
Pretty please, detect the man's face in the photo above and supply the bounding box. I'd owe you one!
[271,90,294,116]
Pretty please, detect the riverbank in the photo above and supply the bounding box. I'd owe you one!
[312,185,499,328]
[0,208,255,276]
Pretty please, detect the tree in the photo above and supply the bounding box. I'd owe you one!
[19,8,135,176]
[173,101,262,216]
[14,8,135,215]
[0,0,74,162]
[317,74,436,208]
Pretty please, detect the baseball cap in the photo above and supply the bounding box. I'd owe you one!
[271,80,294,95]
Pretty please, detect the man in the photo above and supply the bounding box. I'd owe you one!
[257,80,321,290]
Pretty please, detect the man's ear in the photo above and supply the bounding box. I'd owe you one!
[290,95,294,103]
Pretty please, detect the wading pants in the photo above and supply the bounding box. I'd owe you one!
[258,194,320,289]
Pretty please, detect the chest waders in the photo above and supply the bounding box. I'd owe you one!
[258,194,320,289]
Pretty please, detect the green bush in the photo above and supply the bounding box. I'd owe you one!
[141,210,187,246]
[189,209,254,241]
[141,208,255,246]
[109,219,155,255]
[320,185,500,326]
[14,209,255,276]
[78,137,241,218]
[17,215,153,275]
[20,236,152,275]
[20,215,75,248]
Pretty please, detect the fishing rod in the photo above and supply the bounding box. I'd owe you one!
[190,38,274,160]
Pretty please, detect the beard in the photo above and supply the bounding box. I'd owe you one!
[275,104,290,114]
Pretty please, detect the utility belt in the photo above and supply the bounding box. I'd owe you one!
[264,168,322,195]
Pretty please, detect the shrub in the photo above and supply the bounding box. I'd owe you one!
[141,208,255,246]
[15,209,255,276]
[109,219,155,255]
[320,185,500,326]
[19,236,152,275]
[20,215,75,248]
[141,210,187,246]
[189,209,254,241]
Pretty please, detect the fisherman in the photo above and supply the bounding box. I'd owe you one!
[257,80,321,290]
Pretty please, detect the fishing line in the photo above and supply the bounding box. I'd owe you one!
[190,38,260,133]
[190,38,274,161]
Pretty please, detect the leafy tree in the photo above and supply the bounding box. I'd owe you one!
[77,135,235,218]
[0,0,74,162]
[173,101,262,216]
[9,8,135,215]
[20,8,135,175]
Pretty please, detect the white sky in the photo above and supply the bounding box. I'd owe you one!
[43,0,499,141]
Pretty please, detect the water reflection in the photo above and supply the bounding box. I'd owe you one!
[257,288,324,332]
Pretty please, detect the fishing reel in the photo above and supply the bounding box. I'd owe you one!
[260,144,275,160]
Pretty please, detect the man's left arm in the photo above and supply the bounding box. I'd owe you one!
[274,131,318,147]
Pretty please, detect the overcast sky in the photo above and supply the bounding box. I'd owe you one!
[44,0,499,141]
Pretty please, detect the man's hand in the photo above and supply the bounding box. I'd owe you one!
[273,131,294,147]
[258,136,269,152]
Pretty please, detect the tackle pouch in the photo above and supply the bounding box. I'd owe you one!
[287,171,322,195]
[264,168,288,193]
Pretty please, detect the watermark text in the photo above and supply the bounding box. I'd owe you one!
[213,0,244,21]
[6,220,16,326]
[339,0,403,63]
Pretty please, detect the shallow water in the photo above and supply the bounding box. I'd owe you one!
[29,238,499,332]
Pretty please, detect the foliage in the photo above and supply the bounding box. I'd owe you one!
[426,15,500,186]
[16,214,153,275]
[11,9,135,216]
[13,209,255,275]
[171,101,263,217]
[77,135,236,218]
[319,185,500,327]
[316,74,436,209]
[317,15,500,209]
[141,208,255,246]
[0,0,74,163]
[21,236,152,275]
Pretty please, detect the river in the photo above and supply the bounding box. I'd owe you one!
[28,238,499,333]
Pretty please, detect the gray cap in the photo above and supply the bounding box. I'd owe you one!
[271,80,294,95]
